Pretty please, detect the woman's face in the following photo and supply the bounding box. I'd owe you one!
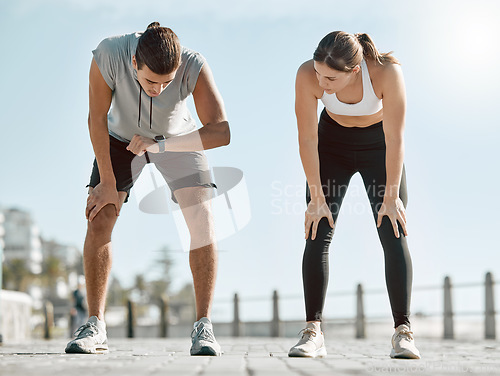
[313,61,359,94]
[132,56,177,97]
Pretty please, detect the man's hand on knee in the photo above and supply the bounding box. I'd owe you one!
[86,183,121,221]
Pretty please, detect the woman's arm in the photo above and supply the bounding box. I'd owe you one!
[378,63,408,237]
[296,62,323,201]
[296,61,334,239]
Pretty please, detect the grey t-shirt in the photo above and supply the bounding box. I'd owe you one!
[92,32,206,142]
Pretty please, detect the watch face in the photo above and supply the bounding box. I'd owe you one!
[155,135,166,141]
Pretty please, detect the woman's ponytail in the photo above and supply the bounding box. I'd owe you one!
[354,33,400,65]
[314,31,399,71]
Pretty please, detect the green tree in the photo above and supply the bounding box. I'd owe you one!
[40,255,66,300]
[147,245,174,299]
[2,258,34,291]
[107,275,127,306]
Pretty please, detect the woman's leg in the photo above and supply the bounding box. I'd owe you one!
[302,148,355,322]
[359,151,413,328]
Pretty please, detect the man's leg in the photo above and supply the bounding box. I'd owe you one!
[66,189,127,354]
[84,188,128,320]
[173,186,217,320]
[174,185,221,356]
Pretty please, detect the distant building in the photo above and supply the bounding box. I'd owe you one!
[0,211,5,273]
[1,208,42,274]
[40,238,83,300]
[41,238,82,272]
[0,207,84,317]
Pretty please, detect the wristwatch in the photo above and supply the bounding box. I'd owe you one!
[154,135,167,153]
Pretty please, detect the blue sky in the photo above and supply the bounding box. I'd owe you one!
[1,0,499,322]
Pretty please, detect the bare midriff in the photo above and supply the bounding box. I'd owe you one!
[325,108,384,128]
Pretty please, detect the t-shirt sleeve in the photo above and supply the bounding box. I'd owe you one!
[183,50,206,95]
[92,37,121,90]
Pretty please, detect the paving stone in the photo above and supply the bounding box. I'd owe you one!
[1,337,499,375]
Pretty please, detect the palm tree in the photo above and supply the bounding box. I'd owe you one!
[40,255,66,300]
[2,258,34,291]
[148,245,174,299]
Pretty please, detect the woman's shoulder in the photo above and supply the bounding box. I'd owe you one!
[296,59,323,99]
[296,59,318,86]
[297,59,315,76]
[366,58,403,94]
[366,58,402,79]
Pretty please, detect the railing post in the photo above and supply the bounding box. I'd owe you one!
[355,283,365,339]
[159,295,169,338]
[127,299,135,338]
[0,235,3,345]
[271,290,281,337]
[68,311,75,338]
[443,276,454,339]
[232,293,241,337]
[485,272,496,340]
[43,300,54,340]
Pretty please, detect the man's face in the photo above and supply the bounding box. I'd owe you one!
[132,56,177,97]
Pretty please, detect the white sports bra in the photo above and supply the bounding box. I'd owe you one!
[320,59,383,116]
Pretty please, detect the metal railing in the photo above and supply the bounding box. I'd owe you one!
[42,272,497,340]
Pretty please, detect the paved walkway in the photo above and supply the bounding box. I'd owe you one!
[1,337,499,375]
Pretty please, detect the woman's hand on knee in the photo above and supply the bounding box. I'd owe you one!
[304,199,334,240]
[377,197,408,238]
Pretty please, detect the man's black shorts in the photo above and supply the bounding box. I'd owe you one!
[87,135,217,204]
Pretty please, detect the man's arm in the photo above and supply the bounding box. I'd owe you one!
[161,63,230,151]
[86,58,121,220]
[130,63,230,155]
[191,63,230,149]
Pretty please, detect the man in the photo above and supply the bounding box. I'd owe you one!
[65,22,230,356]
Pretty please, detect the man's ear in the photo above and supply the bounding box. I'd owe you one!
[132,55,137,70]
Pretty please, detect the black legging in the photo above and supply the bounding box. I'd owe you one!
[303,108,413,328]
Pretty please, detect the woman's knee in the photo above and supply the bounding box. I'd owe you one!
[306,217,335,244]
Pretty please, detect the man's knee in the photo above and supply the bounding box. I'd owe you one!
[87,204,118,237]
[186,206,216,246]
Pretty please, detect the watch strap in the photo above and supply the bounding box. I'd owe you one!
[158,139,166,153]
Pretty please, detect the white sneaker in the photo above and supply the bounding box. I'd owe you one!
[190,317,222,356]
[288,324,327,358]
[390,324,421,359]
[65,316,108,354]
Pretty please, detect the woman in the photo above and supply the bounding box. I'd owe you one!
[289,31,420,359]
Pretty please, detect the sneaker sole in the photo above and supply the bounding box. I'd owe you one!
[288,347,327,358]
[390,348,420,359]
[65,343,109,354]
[190,346,221,356]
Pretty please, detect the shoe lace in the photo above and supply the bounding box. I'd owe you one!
[396,327,414,341]
[191,324,215,342]
[73,322,99,338]
[298,327,317,340]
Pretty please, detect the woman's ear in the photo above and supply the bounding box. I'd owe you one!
[352,65,360,74]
